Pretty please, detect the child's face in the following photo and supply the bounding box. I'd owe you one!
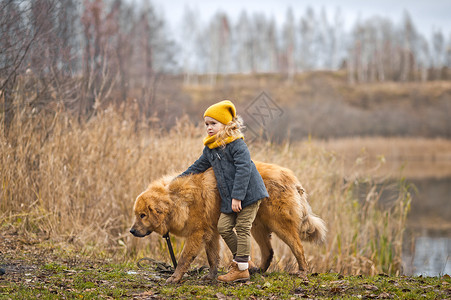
[204,117,225,136]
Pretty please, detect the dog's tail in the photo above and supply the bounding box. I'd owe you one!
[300,213,327,244]
[296,185,327,244]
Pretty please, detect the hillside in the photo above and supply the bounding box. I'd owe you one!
[153,72,451,141]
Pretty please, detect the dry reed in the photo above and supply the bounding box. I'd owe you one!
[1,104,410,275]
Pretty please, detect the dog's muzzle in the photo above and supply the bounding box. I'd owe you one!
[129,228,151,237]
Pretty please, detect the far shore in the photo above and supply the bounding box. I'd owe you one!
[311,137,451,179]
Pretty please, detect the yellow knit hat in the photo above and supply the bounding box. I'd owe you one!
[203,100,236,125]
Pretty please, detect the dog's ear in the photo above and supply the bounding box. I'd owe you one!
[147,204,155,214]
[148,201,169,215]
[154,206,163,215]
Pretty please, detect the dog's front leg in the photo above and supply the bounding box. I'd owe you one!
[203,231,220,280]
[166,231,204,283]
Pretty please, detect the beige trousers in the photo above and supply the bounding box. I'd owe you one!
[217,200,261,262]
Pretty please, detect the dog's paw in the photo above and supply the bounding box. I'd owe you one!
[165,274,181,283]
[248,267,262,275]
[289,270,309,282]
[201,272,217,281]
[297,271,309,282]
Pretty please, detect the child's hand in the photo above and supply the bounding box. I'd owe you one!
[232,199,242,212]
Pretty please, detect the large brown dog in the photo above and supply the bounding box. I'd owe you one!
[130,161,326,283]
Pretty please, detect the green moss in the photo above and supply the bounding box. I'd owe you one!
[1,253,450,300]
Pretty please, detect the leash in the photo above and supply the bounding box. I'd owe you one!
[163,232,177,269]
[137,234,206,276]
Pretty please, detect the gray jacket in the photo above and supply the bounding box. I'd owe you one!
[179,139,269,213]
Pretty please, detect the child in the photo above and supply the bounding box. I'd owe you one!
[178,100,269,282]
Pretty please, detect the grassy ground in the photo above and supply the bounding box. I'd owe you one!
[1,231,450,299]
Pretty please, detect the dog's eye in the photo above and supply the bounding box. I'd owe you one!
[140,213,146,219]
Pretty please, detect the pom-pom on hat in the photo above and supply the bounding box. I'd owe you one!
[203,100,236,125]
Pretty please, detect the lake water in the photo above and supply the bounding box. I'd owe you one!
[401,177,451,276]
[402,236,451,276]
[326,140,451,277]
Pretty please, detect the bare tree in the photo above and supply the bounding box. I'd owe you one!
[207,12,231,75]
[181,5,200,84]
[135,2,159,118]
[298,7,316,70]
[235,11,254,73]
[250,13,271,73]
[80,0,120,116]
[418,36,431,81]
[266,17,278,72]
[432,29,444,79]
[446,33,451,69]
[282,7,296,79]
[330,8,345,70]
[56,0,79,75]
[400,11,419,81]
[0,0,59,133]
[316,7,330,69]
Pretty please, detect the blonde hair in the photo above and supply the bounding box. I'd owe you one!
[216,115,244,148]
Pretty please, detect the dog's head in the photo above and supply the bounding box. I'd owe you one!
[129,184,171,238]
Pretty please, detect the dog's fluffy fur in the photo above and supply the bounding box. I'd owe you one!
[130,161,326,283]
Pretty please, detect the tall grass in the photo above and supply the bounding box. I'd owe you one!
[1,104,410,275]
[248,140,411,275]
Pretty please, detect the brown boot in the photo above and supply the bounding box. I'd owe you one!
[218,262,250,283]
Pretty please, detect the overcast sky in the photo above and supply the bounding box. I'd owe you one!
[154,0,451,38]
